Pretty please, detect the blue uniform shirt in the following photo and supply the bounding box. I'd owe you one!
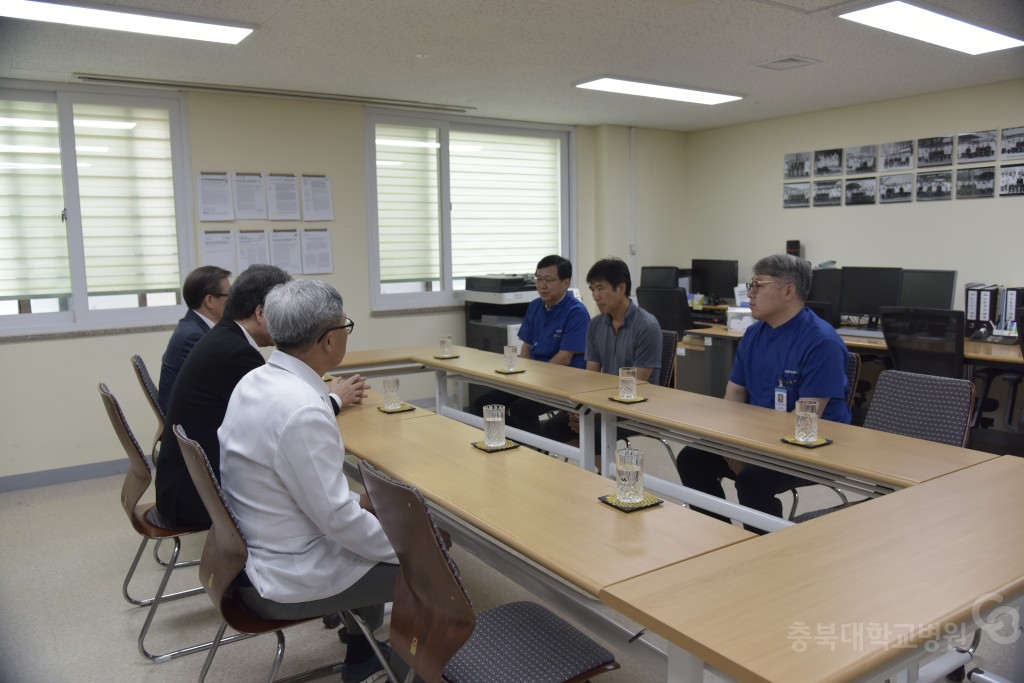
[730,307,852,423]
[517,293,590,369]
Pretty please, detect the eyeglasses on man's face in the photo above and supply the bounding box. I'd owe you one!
[746,279,786,295]
[534,275,563,286]
[317,318,355,344]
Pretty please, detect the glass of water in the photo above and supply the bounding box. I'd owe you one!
[795,399,819,443]
[483,404,506,448]
[618,367,638,400]
[503,345,518,372]
[615,447,644,503]
[383,377,401,410]
[439,334,453,357]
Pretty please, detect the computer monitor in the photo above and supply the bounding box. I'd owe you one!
[807,268,843,327]
[691,259,739,304]
[839,267,903,328]
[899,269,957,309]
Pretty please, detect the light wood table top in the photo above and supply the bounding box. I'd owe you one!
[337,389,434,427]
[341,413,753,596]
[331,345,435,375]
[411,345,626,402]
[572,383,994,491]
[599,455,1024,683]
[684,324,1023,365]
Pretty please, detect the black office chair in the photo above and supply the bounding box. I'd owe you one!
[805,300,839,329]
[879,307,964,378]
[639,265,679,289]
[636,287,699,336]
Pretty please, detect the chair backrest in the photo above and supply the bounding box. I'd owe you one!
[98,383,153,530]
[639,266,679,289]
[173,424,253,628]
[880,306,965,379]
[130,354,165,456]
[844,352,861,408]
[659,329,678,388]
[806,300,839,328]
[863,370,975,447]
[636,287,694,336]
[359,461,475,683]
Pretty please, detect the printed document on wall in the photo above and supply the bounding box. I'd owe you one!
[233,173,268,220]
[266,174,301,220]
[237,230,270,272]
[198,172,234,221]
[301,229,333,274]
[271,229,303,274]
[301,175,334,221]
[202,230,236,272]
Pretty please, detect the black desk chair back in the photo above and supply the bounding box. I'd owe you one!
[880,307,965,378]
[639,265,679,288]
[636,287,696,336]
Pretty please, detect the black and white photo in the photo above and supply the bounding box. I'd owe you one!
[1002,126,1024,161]
[845,145,877,174]
[880,140,914,171]
[844,177,876,205]
[956,167,995,199]
[814,149,843,176]
[783,182,810,208]
[879,174,913,204]
[957,131,996,163]
[784,152,812,178]
[916,171,952,201]
[813,179,842,206]
[1000,164,1024,196]
[917,136,953,168]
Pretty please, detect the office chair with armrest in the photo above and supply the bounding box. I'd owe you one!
[358,460,619,683]
[793,370,975,522]
[173,425,395,683]
[98,383,207,662]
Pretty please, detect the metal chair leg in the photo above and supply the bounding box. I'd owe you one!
[153,537,200,569]
[124,536,204,608]
[348,610,400,683]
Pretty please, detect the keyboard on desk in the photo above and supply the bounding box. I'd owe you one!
[838,327,885,339]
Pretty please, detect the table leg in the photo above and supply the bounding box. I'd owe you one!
[666,643,704,683]
[578,408,596,472]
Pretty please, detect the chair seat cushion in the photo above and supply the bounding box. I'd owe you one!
[443,601,615,683]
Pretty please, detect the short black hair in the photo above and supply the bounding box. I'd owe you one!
[224,264,291,320]
[182,266,230,310]
[586,257,633,297]
[536,254,572,281]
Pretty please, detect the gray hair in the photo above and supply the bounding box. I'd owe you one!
[264,278,345,351]
[752,254,811,301]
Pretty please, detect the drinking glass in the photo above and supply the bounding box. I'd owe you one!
[439,334,453,357]
[503,345,518,372]
[615,447,644,503]
[383,377,401,410]
[795,399,820,443]
[619,367,638,400]
[483,404,506,448]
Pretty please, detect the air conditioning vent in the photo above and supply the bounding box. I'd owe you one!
[754,56,821,71]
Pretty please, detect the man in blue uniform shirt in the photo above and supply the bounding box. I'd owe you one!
[676,253,851,529]
[471,254,589,434]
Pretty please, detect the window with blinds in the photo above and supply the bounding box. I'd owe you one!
[370,115,570,309]
[0,86,187,333]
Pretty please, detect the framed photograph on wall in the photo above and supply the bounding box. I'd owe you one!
[845,145,877,174]
[880,140,914,171]
[783,182,811,208]
[879,174,913,203]
[814,149,843,176]
[1002,126,1024,161]
[784,152,812,178]
[916,171,952,201]
[917,136,953,168]
[956,131,996,163]
[999,164,1024,196]
[844,177,877,205]
[956,167,995,199]
[813,179,842,206]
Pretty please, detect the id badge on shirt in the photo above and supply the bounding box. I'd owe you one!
[774,385,788,411]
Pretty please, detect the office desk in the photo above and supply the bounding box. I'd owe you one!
[330,345,434,378]
[336,389,435,427]
[573,382,994,530]
[411,346,628,469]
[599,455,1024,683]
[339,411,754,672]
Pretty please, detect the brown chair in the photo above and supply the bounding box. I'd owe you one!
[130,354,165,459]
[358,460,620,683]
[173,424,393,683]
[98,383,207,662]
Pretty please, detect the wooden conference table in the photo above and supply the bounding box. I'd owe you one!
[600,454,1024,683]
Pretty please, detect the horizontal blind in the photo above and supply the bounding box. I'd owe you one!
[450,130,561,278]
[0,100,72,299]
[376,124,440,283]
[74,103,180,296]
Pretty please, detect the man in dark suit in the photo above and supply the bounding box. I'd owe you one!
[154,264,290,529]
[157,265,231,414]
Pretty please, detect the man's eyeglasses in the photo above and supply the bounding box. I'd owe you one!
[316,318,355,343]
[746,279,784,295]
[534,276,562,285]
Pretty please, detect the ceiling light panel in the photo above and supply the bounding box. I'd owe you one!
[576,77,742,105]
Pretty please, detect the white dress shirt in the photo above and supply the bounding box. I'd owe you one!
[219,349,397,603]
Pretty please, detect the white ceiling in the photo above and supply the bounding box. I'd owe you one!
[0,0,1022,132]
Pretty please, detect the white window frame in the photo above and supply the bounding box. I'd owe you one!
[0,80,194,337]
[365,109,575,312]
